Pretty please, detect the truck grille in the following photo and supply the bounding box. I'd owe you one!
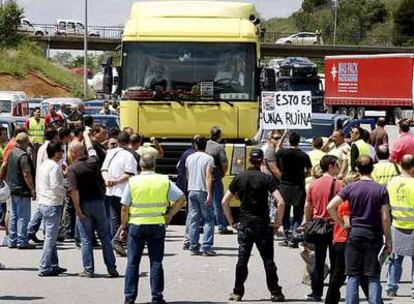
[155,142,192,180]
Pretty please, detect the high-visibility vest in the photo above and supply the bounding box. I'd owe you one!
[372,161,400,186]
[308,149,326,168]
[353,139,371,158]
[128,174,170,225]
[28,118,45,144]
[387,175,414,229]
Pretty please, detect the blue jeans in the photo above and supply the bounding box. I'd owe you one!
[8,195,31,247]
[0,202,6,226]
[76,200,116,274]
[346,275,382,304]
[39,204,63,275]
[386,254,414,293]
[125,224,166,303]
[212,180,228,231]
[27,204,43,235]
[188,190,214,251]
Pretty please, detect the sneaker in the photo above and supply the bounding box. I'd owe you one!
[113,241,126,257]
[306,293,322,302]
[78,271,94,278]
[28,234,43,244]
[38,270,59,277]
[17,244,36,250]
[386,290,397,297]
[228,293,242,301]
[182,243,190,250]
[219,228,234,235]
[124,300,134,304]
[271,292,285,302]
[107,268,119,278]
[151,300,167,304]
[56,267,67,274]
[202,249,217,256]
[8,244,17,249]
[279,240,289,247]
[190,248,202,256]
[288,240,299,249]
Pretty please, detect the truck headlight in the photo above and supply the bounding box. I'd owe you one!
[231,144,246,175]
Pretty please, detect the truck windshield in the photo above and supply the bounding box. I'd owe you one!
[122,42,256,101]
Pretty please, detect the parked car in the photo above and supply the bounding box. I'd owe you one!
[89,114,119,130]
[275,32,323,45]
[0,91,29,117]
[0,116,27,139]
[55,19,100,37]
[18,18,48,36]
[83,100,104,115]
[40,98,82,117]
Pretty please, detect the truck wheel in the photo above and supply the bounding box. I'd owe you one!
[35,31,44,36]
[356,107,365,119]
[393,107,403,125]
[348,107,357,120]
[339,107,348,115]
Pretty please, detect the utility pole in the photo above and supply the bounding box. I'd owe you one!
[83,0,88,100]
[332,0,338,46]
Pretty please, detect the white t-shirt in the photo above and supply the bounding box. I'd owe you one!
[101,147,138,198]
[37,159,65,206]
[185,151,214,192]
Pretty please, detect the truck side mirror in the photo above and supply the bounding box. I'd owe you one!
[102,56,113,94]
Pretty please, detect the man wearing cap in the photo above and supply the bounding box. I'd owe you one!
[222,149,286,302]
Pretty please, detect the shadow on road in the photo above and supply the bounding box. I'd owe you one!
[214,246,238,251]
[2,267,38,271]
[166,302,227,304]
[0,295,44,301]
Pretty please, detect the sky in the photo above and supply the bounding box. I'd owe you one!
[18,0,303,25]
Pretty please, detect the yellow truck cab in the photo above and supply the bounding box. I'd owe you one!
[107,1,265,207]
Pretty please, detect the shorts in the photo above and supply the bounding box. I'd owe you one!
[345,234,382,277]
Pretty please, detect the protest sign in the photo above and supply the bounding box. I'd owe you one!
[261,91,312,130]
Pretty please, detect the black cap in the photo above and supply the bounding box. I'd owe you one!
[249,148,264,161]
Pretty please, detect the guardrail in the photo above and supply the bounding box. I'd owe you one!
[30,25,411,48]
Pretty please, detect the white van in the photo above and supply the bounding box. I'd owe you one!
[0,91,30,117]
[18,18,48,36]
[55,19,100,37]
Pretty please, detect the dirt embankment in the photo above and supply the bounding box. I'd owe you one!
[0,72,71,97]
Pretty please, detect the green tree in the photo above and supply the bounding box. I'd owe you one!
[393,0,414,46]
[52,52,74,67]
[0,0,24,47]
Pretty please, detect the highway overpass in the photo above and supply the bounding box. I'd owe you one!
[34,35,414,58]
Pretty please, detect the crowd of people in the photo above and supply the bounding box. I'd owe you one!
[1,107,414,304]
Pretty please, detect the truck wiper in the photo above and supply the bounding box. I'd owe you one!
[223,100,234,107]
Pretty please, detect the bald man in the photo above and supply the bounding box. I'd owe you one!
[372,145,400,186]
[370,118,388,148]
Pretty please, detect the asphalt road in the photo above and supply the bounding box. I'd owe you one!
[0,226,411,304]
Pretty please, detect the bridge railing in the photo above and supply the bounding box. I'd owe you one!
[31,25,410,47]
[33,24,124,39]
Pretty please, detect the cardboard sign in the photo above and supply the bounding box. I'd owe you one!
[261,91,312,130]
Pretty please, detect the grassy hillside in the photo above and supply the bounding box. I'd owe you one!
[0,42,94,98]
[264,0,402,46]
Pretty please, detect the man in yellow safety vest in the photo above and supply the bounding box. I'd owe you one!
[350,126,374,172]
[386,154,414,298]
[120,152,186,304]
[25,107,45,146]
